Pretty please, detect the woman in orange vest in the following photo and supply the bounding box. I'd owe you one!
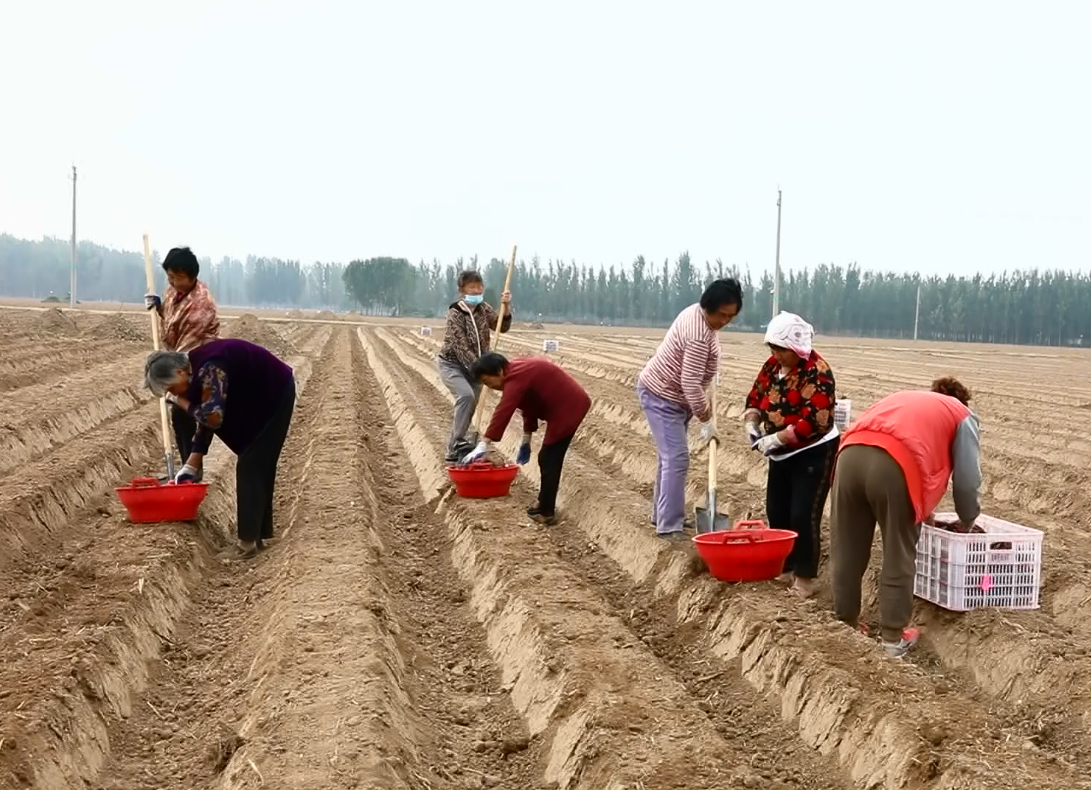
[830,377,982,658]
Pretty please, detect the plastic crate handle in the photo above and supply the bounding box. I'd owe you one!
[130,478,162,489]
[732,519,767,531]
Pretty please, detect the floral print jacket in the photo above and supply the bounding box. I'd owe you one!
[745,351,836,452]
[438,300,513,375]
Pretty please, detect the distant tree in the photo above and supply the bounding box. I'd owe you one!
[342,257,416,316]
[4,232,1091,347]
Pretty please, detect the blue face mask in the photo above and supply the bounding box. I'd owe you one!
[463,294,484,306]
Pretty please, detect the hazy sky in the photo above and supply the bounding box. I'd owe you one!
[1,2,1088,277]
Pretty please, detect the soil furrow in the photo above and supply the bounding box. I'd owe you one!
[0,342,318,790]
[383,328,1087,789]
[362,328,829,789]
[194,328,437,788]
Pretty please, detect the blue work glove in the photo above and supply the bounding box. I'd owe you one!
[460,441,489,465]
[174,463,199,484]
[516,434,532,465]
[144,293,162,311]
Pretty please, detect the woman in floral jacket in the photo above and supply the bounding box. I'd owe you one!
[436,270,512,462]
[743,312,839,599]
[145,247,221,479]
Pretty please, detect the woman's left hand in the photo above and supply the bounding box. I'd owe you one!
[754,432,786,456]
[500,291,511,305]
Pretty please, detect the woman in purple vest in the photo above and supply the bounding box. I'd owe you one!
[144,339,296,559]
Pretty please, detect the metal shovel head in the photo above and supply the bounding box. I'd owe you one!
[694,504,732,534]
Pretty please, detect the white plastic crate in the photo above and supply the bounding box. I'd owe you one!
[833,398,852,431]
[420,326,433,337]
[914,512,1043,612]
[542,339,560,352]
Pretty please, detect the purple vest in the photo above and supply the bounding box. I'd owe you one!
[186,339,294,454]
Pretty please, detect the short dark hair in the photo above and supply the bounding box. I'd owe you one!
[700,278,743,313]
[471,352,508,380]
[458,270,483,290]
[162,247,200,278]
[932,376,972,406]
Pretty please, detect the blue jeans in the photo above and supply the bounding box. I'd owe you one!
[638,384,691,533]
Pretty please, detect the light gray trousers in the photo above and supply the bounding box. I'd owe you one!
[437,357,482,459]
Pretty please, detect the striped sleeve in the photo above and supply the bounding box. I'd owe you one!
[639,305,716,415]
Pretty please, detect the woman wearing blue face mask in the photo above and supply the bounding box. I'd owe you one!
[436,270,513,462]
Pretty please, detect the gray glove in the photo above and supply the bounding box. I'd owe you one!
[745,422,762,446]
[145,293,161,311]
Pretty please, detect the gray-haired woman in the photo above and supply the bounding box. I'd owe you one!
[145,338,296,559]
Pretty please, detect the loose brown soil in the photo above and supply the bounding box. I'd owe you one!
[223,314,297,358]
[2,307,1091,789]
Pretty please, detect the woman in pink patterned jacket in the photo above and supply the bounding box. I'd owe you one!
[144,247,221,478]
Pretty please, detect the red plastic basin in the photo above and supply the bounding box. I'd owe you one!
[446,462,519,499]
[692,520,797,582]
[115,477,210,523]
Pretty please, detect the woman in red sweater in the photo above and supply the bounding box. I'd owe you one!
[461,352,591,525]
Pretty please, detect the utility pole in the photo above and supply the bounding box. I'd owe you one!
[771,188,782,318]
[69,165,77,308]
[913,279,921,341]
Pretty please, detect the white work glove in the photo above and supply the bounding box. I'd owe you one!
[698,422,718,448]
[460,440,489,465]
[754,432,786,456]
[174,464,200,484]
[745,421,762,446]
[145,293,161,311]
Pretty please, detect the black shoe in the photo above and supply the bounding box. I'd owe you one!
[528,505,541,517]
[531,512,557,527]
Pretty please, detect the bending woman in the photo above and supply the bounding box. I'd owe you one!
[743,312,839,599]
[830,377,981,658]
[144,339,296,559]
[436,270,512,463]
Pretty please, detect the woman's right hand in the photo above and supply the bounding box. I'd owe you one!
[745,421,762,445]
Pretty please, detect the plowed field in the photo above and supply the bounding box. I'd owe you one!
[2,308,1090,790]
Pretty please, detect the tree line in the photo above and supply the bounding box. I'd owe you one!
[1,233,1088,346]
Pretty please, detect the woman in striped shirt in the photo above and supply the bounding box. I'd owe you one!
[637,279,744,540]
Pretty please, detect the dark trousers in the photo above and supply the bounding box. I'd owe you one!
[765,436,840,579]
[171,403,198,462]
[236,380,296,543]
[830,445,920,643]
[537,433,575,517]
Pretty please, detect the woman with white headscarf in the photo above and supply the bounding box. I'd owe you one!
[742,311,839,599]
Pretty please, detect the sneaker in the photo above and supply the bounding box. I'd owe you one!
[651,519,695,531]
[657,530,689,542]
[881,628,919,658]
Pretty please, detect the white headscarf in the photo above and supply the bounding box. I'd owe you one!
[764,311,814,358]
